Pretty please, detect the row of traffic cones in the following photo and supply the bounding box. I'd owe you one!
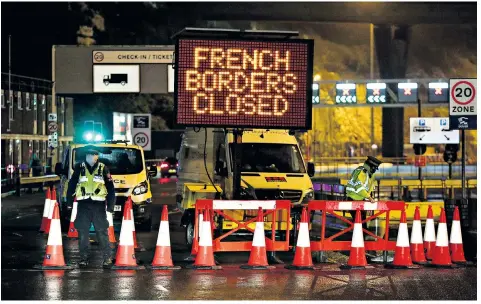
[342,206,469,269]
[36,187,469,270]
[35,190,174,270]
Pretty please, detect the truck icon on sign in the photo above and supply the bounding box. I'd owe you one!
[103,74,128,86]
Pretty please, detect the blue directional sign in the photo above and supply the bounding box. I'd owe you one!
[366,82,386,103]
[336,83,356,104]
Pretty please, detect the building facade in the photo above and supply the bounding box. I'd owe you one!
[1,73,74,173]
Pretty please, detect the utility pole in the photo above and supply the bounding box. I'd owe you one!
[8,35,12,132]
[370,24,375,147]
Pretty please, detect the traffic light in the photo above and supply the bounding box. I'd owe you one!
[443,144,459,163]
[413,144,426,155]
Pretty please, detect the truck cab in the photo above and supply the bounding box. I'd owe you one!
[55,140,157,231]
[176,128,315,246]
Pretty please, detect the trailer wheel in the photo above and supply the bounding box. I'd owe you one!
[121,81,126,86]
[104,81,109,86]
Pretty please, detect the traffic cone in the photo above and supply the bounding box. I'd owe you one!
[429,208,453,268]
[341,208,368,269]
[286,207,314,270]
[386,209,417,269]
[107,210,116,243]
[241,207,274,269]
[411,206,427,264]
[34,202,75,270]
[67,199,78,238]
[423,205,436,260]
[185,209,202,262]
[112,198,144,269]
[186,209,222,269]
[450,206,467,265]
[151,205,180,270]
[39,187,51,232]
[44,188,57,235]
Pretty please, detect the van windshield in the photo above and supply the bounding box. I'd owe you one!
[230,143,306,174]
[72,147,144,175]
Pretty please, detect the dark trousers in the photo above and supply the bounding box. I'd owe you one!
[74,199,112,259]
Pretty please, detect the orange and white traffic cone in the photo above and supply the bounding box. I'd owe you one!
[185,209,202,262]
[423,205,436,260]
[450,206,467,265]
[151,205,180,270]
[241,207,274,269]
[112,198,144,270]
[186,209,222,270]
[286,207,314,270]
[386,209,417,269]
[34,202,75,270]
[39,187,51,232]
[411,206,427,264]
[107,210,116,243]
[341,208,368,269]
[429,208,453,268]
[67,199,78,238]
[44,188,58,235]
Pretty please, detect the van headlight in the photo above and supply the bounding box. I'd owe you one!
[132,181,148,195]
[302,189,314,203]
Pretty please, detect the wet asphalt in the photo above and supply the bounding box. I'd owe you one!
[1,178,477,300]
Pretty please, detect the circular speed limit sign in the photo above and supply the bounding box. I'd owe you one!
[133,132,149,148]
[451,80,476,105]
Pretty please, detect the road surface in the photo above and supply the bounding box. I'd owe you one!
[1,178,477,300]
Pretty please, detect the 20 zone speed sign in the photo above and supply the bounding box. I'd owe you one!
[133,132,149,148]
[450,79,477,116]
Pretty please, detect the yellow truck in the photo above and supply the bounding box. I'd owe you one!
[176,128,315,247]
[55,141,157,231]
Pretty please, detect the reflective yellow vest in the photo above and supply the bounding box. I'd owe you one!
[75,162,108,201]
[346,165,376,200]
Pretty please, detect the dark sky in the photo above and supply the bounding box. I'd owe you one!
[1,2,80,80]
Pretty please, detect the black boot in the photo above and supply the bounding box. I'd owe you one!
[102,257,113,268]
[78,258,89,267]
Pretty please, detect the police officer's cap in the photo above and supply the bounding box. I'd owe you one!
[83,145,99,155]
[365,156,382,168]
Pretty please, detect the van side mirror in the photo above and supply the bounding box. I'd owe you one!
[215,160,228,177]
[307,162,315,177]
[54,162,64,176]
[148,164,157,178]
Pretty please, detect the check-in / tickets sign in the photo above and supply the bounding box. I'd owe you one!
[174,38,314,129]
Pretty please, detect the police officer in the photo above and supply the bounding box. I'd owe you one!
[346,156,382,229]
[67,147,115,267]
[346,156,389,261]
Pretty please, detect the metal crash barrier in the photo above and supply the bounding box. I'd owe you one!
[194,199,292,253]
[308,200,405,252]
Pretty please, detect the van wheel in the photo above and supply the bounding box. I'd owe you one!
[120,81,126,86]
[185,222,194,250]
[104,81,109,86]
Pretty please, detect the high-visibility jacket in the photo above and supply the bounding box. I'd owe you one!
[75,162,108,201]
[346,165,376,200]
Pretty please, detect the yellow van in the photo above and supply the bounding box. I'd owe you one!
[55,141,157,231]
[176,128,315,247]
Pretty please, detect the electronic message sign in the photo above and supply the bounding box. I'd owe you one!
[366,82,386,103]
[428,82,449,103]
[174,38,314,129]
[397,82,418,103]
[335,83,356,103]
